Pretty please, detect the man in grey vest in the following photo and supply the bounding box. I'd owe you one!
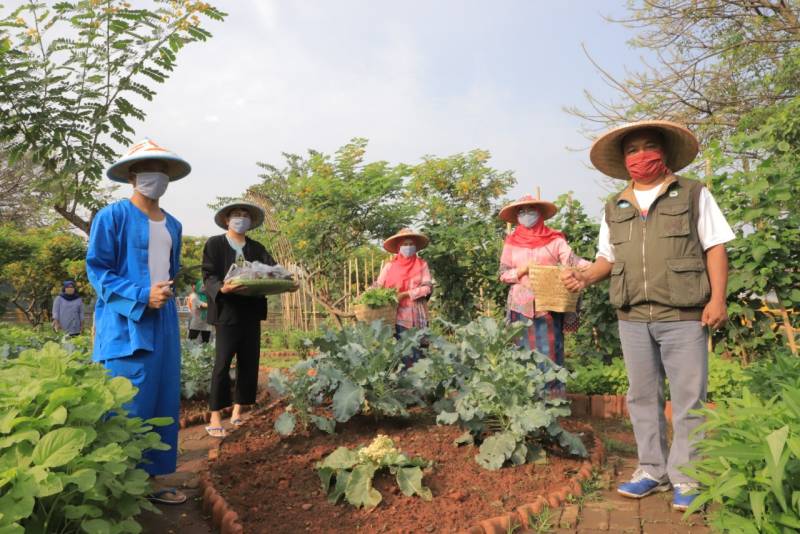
[562,121,734,511]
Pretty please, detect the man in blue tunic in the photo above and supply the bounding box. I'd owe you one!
[86,139,190,505]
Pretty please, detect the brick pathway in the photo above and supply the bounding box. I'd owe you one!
[523,457,711,534]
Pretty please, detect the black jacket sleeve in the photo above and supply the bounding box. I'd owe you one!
[202,236,224,302]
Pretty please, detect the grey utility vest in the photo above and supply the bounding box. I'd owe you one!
[604,175,710,322]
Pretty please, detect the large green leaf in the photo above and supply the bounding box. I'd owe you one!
[476,432,517,471]
[318,447,360,470]
[766,426,789,466]
[274,412,296,436]
[327,470,350,504]
[84,443,126,463]
[31,427,85,468]
[395,466,432,500]
[344,464,382,509]
[0,430,39,449]
[332,380,365,423]
[310,415,335,434]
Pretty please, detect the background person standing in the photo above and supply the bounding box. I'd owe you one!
[52,280,84,336]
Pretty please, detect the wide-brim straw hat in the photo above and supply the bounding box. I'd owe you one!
[383,228,429,254]
[106,138,191,183]
[498,195,558,224]
[214,200,266,230]
[589,120,699,180]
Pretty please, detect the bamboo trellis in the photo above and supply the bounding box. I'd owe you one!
[243,189,391,332]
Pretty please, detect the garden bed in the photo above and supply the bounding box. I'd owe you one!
[207,404,601,534]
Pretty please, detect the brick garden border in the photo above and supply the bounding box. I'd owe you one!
[199,419,605,534]
[567,393,716,421]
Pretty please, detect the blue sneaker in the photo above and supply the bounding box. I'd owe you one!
[617,468,670,498]
[672,483,700,511]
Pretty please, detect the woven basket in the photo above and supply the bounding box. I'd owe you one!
[527,264,580,313]
[353,303,397,325]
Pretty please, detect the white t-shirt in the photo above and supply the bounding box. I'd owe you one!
[597,187,735,262]
[148,218,172,283]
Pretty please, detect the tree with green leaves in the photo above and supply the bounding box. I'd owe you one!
[0,223,88,325]
[0,0,226,234]
[409,149,515,323]
[246,138,414,320]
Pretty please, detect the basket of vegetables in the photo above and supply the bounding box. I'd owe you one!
[353,288,398,324]
[225,261,299,297]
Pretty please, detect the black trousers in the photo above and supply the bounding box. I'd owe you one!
[188,329,211,343]
[209,322,261,411]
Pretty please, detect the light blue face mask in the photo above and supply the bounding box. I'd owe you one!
[399,245,417,257]
[517,211,540,228]
[228,216,251,234]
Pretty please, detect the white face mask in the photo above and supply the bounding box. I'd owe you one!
[517,211,540,228]
[229,216,251,234]
[399,245,417,257]
[134,172,170,200]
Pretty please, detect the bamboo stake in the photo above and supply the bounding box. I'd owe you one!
[300,277,309,331]
[536,186,541,200]
[779,304,798,355]
[310,277,318,331]
[355,257,360,297]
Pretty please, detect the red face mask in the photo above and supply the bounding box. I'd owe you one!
[625,150,670,182]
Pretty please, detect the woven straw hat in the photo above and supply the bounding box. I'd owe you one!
[589,120,699,180]
[498,195,558,224]
[214,200,266,230]
[106,138,191,183]
[383,228,429,254]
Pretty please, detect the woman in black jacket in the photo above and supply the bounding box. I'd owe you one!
[202,200,274,437]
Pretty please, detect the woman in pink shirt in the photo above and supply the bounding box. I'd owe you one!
[375,228,433,366]
[498,195,590,398]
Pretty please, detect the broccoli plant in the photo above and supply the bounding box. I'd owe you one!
[425,317,588,470]
[316,434,431,509]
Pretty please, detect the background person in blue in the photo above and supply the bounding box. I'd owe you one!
[86,139,189,505]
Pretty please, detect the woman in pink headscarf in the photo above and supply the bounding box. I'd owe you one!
[374,228,432,365]
[498,195,590,398]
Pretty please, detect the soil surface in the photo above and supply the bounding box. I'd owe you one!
[210,406,595,534]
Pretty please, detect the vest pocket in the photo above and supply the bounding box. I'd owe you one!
[609,207,636,244]
[609,262,628,308]
[658,202,690,237]
[666,257,710,307]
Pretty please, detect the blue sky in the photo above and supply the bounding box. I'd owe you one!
[117,0,641,236]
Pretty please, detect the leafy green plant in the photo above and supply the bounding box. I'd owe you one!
[268,360,333,436]
[684,386,800,532]
[567,354,746,403]
[316,434,431,509]
[180,340,215,400]
[355,287,397,308]
[744,352,800,401]
[268,322,426,435]
[423,317,588,470]
[566,358,628,396]
[0,343,171,533]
